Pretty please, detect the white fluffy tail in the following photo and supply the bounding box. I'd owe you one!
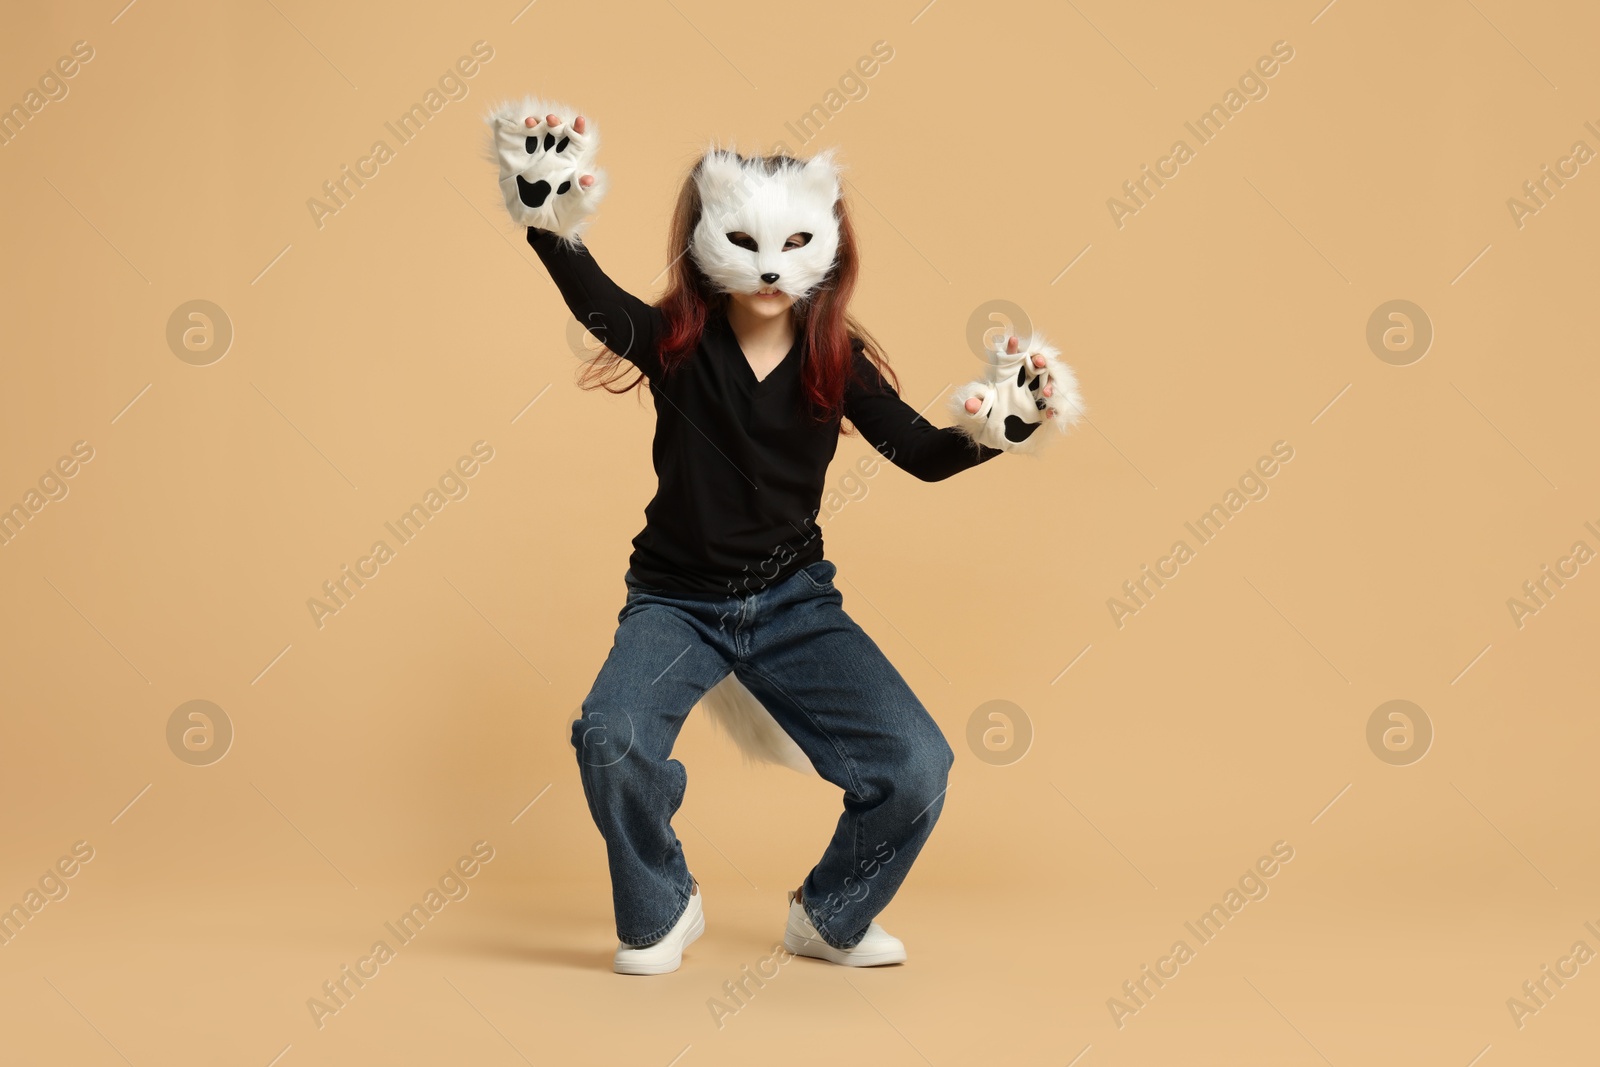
[699,674,818,776]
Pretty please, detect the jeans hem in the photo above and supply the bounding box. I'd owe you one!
[803,898,864,951]
[617,875,694,947]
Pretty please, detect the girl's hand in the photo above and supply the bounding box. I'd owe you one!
[487,96,607,239]
[964,335,1055,415]
[949,329,1084,453]
[529,113,598,191]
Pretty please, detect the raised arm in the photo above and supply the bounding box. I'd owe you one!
[487,97,664,378]
[527,226,665,379]
[844,342,1005,482]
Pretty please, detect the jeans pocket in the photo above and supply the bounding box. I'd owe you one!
[798,559,838,591]
[621,570,663,620]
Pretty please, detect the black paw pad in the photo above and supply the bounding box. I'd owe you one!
[1003,415,1042,443]
[526,133,572,155]
[517,175,552,208]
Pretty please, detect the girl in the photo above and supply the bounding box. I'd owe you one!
[488,99,1081,975]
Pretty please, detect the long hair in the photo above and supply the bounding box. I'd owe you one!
[575,151,898,430]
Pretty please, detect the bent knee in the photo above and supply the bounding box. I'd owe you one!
[569,703,638,769]
[890,738,953,811]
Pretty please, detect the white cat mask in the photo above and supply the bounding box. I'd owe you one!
[689,147,842,302]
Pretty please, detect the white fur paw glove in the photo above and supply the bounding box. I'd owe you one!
[949,331,1085,453]
[485,96,607,241]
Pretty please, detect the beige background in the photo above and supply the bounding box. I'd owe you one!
[2,0,1597,1064]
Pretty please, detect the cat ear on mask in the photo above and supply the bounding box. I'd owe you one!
[695,146,751,213]
[799,145,842,205]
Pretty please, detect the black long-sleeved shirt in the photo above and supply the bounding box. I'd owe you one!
[527,226,1002,596]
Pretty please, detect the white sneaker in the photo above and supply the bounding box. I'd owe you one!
[613,878,704,975]
[783,888,906,966]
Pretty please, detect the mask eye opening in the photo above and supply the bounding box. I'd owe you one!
[725,232,759,252]
[784,232,813,250]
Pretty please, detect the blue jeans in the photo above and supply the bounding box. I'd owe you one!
[570,559,954,949]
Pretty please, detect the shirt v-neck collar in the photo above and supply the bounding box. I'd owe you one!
[718,310,803,388]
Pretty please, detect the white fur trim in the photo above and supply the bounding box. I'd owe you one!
[948,331,1085,454]
[699,673,818,776]
[483,95,606,244]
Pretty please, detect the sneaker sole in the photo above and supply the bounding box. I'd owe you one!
[614,906,705,975]
[784,928,906,967]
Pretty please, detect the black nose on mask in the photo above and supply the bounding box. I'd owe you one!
[760,272,779,284]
